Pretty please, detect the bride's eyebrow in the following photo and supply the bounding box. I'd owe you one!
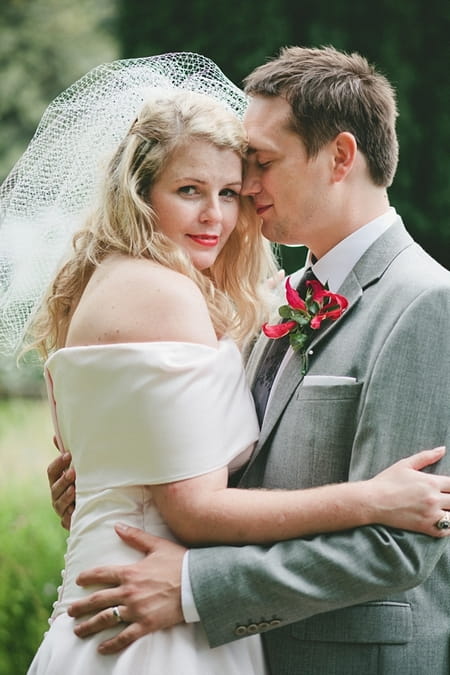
[174,176,206,183]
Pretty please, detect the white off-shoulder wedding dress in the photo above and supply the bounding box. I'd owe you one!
[27,339,267,674]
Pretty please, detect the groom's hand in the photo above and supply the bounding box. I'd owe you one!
[68,524,186,654]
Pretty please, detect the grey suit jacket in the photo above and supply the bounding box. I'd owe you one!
[190,219,450,675]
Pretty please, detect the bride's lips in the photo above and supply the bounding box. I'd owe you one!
[187,234,220,247]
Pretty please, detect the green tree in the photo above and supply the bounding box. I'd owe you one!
[119,0,289,85]
[0,0,119,181]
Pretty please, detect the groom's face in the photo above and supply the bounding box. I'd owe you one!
[242,95,331,252]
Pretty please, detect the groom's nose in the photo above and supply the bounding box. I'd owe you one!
[241,168,262,196]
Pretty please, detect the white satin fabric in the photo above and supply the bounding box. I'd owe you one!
[28,340,266,675]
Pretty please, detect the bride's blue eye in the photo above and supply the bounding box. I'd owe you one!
[178,185,197,195]
[220,188,239,199]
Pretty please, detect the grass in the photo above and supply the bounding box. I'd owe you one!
[0,396,56,487]
[0,397,67,674]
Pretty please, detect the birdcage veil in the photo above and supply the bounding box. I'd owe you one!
[0,52,249,355]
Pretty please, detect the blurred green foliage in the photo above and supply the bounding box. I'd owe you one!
[0,487,66,674]
[0,352,44,397]
[0,0,118,180]
[0,397,67,674]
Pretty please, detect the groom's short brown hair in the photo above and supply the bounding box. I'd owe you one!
[244,45,399,187]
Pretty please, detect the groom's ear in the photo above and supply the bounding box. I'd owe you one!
[331,131,357,182]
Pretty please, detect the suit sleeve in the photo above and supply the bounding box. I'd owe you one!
[188,284,450,648]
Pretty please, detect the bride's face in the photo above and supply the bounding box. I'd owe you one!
[149,138,242,271]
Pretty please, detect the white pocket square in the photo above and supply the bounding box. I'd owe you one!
[302,375,358,387]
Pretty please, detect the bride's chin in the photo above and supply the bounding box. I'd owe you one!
[189,253,219,272]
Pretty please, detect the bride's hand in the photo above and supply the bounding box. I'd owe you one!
[368,447,450,536]
[47,444,75,530]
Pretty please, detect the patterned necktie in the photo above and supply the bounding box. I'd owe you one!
[252,267,317,425]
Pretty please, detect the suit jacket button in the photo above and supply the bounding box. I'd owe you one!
[234,625,248,637]
[247,623,258,634]
[258,622,270,631]
[269,619,281,627]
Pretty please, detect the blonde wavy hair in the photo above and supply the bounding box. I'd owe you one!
[28,90,278,358]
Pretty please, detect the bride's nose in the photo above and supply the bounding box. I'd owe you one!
[199,196,222,224]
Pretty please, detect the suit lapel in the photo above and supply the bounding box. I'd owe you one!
[248,217,414,455]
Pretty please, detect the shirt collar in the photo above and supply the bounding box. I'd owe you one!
[301,207,398,292]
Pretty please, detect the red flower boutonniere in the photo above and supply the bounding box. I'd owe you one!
[262,277,348,374]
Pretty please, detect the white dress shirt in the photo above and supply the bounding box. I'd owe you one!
[181,207,398,622]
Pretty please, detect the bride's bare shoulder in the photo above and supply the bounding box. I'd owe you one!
[100,255,198,294]
[67,256,217,346]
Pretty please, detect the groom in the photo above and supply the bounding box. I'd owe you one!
[49,46,450,674]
